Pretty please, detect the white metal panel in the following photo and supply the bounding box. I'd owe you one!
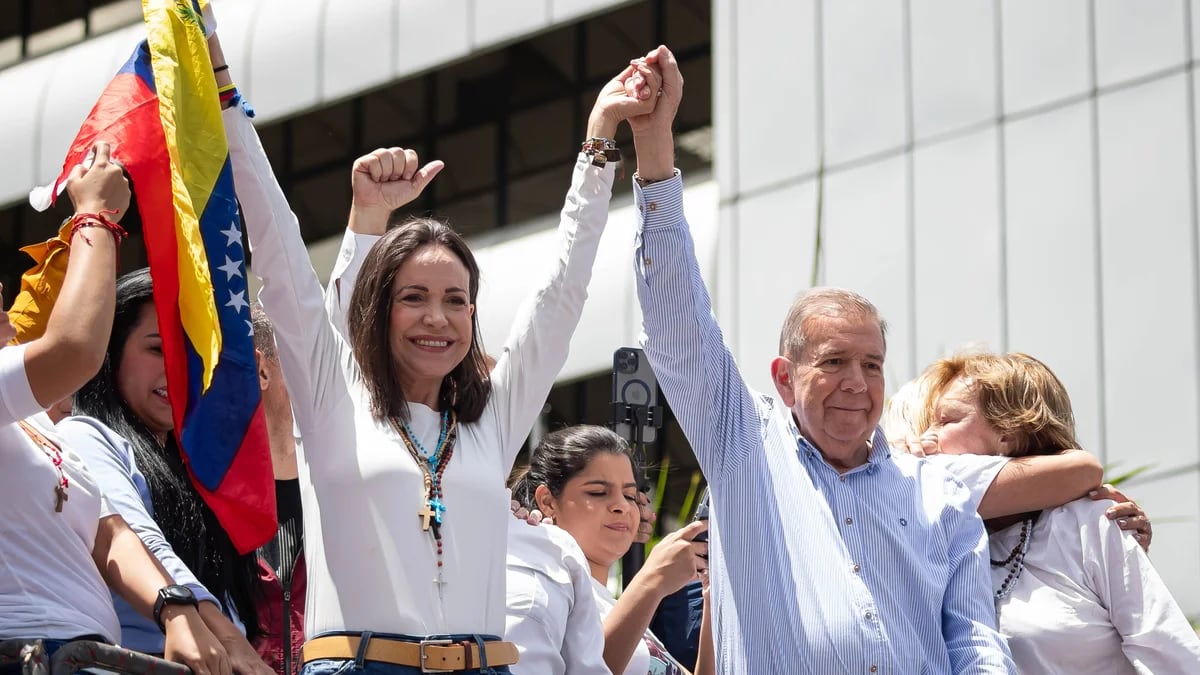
[1000,0,1089,114]
[734,180,818,395]
[909,0,995,140]
[713,0,737,194]
[821,0,906,165]
[473,0,550,51]
[1003,101,1104,455]
[1194,0,1200,60]
[246,0,322,120]
[1097,74,1199,475]
[1094,0,1186,88]
[734,0,818,194]
[0,56,57,200]
[912,128,1002,366]
[323,0,396,101]
[395,0,471,77]
[823,155,914,386]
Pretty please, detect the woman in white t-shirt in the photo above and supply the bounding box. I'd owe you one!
[1,142,228,675]
[509,426,712,675]
[900,351,1200,674]
[207,27,667,675]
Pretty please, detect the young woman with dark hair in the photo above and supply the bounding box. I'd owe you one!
[57,268,271,675]
[209,24,665,674]
[1,142,228,675]
[508,426,712,675]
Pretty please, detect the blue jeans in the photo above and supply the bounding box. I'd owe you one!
[299,633,512,675]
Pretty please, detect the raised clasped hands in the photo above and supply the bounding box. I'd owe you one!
[625,45,683,138]
[587,52,665,140]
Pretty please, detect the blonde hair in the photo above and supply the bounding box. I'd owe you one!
[882,375,933,448]
[918,351,1077,457]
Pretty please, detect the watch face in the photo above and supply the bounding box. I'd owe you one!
[161,585,195,603]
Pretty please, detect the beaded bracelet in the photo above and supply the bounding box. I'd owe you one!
[69,209,127,246]
[581,137,621,168]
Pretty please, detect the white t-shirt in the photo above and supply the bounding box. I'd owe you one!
[989,499,1200,674]
[589,579,686,675]
[0,343,120,641]
[226,104,615,637]
[504,520,610,675]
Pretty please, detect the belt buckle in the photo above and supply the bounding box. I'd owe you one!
[418,639,455,673]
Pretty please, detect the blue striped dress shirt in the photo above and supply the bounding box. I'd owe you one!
[632,173,1015,675]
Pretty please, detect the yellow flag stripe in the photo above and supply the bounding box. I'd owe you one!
[143,0,224,389]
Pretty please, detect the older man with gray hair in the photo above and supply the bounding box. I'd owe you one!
[627,49,1013,675]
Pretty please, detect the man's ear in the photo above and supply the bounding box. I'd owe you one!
[770,356,797,407]
[534,484,556,516]
[255,348,270,392]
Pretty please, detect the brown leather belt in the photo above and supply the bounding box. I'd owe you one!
[301,635,519,672]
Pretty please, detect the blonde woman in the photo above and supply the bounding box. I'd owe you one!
[890,352,1200,673]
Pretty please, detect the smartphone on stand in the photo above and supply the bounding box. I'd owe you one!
[611,347,663,584]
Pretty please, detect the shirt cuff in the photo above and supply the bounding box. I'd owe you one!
[186,582,220,608]
[633,170,685,232]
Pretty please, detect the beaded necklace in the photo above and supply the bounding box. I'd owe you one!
[19,420,69,513]
[990,517,1034,610]
[390,408,458,599]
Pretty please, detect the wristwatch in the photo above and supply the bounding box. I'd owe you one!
[153,584,198,632]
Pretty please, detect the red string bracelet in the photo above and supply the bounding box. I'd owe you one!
[69,209,127,246]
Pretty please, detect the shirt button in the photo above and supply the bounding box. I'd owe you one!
[870,667,877,673]
[643,257,653,266]
[839,475,847,482]
[845,517,853,525]
[648,201,658,211]
[852,563,861,573]
[864,611,873,621]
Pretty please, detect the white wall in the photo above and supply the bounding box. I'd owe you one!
[715,0,1200,616]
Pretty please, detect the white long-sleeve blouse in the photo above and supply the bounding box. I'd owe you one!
[224,104,615,637]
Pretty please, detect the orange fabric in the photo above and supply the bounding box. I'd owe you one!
[8,220,72,344]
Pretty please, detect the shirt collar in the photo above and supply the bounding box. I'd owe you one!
[789,415,892,476]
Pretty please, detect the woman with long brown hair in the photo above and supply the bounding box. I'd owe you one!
[210,26,663,674]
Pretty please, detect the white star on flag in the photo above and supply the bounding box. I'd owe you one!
[221,223,243,248]
[226,289,249,314]
[246,320,254,337]
[217,255,244,282]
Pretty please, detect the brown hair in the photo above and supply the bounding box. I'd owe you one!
[920,351,1077,457]
[347,217,491,423]
[779,287,888,359]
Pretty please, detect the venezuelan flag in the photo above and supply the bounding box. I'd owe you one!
[33,0,275,553]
